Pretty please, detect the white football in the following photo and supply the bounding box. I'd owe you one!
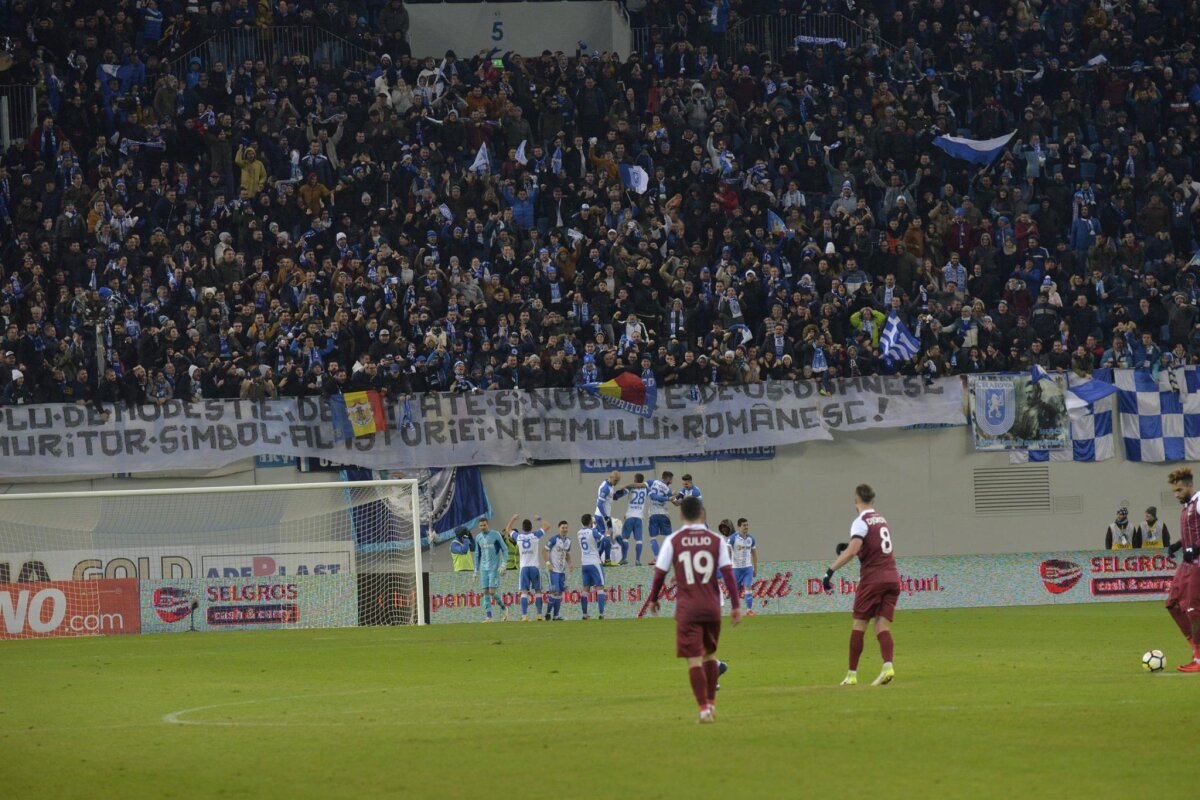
[1142,650,1165,672]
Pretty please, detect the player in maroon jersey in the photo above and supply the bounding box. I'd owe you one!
[821,484,900,686]
[1165,467,1200,672]
[645,496,743,723]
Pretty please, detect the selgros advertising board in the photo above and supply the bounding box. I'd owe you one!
[428,550,1180,622]
[140,574,357,633]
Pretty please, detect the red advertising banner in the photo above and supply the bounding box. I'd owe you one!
[0,580,141,639]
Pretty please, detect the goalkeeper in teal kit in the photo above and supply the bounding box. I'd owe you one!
[474,517,512,622]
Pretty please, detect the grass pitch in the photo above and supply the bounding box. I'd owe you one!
[1,602,1196,799]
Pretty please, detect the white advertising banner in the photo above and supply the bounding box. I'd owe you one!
[0,377,963,477]
[0,542,355,583]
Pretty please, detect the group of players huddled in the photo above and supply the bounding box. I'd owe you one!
[471,471,759,624]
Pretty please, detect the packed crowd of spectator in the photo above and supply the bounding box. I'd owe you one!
[1,0,1200,409]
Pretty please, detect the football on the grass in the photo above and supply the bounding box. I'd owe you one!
[1142,650,1165,672]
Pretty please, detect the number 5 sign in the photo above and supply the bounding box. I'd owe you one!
[406,3,630,62]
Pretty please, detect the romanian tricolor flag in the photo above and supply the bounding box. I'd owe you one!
[330,390,387,440]
[582,372,657,418]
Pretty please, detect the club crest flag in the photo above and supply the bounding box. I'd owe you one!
[582,372,657,418]
[331,390,387,439]
[974,378,1016,437]
[969,373,1068,451]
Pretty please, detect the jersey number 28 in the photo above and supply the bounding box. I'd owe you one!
[677,550,714,585]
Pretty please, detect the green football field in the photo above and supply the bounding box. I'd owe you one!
[2,602,1197,799]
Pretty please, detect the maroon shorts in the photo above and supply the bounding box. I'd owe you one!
[676,617,721,658]
[1166,565,1200,615]
[853,580,900,621]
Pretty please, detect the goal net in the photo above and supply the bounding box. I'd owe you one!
[0,479,423,639]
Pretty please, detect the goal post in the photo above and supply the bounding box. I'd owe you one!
[0,479,425,639]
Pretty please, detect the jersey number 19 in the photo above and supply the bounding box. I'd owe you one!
[677,550,714,584]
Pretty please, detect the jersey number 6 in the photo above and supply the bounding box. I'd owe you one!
[677,550,715,585]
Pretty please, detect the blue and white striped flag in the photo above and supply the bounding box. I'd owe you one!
[550,146,562,174]
[880,314,920,365]
[619,163,649,194]
[1012,369,1116,463]
[515,140,528,165]
[728,323,753,345]
[1114,367,1200,462]
[767,208,788,236]
[718,149,735,176]
[932,130,1017,166]
[469,142,490,174]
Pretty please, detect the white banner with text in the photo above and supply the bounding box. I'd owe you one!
[0,377,963,477]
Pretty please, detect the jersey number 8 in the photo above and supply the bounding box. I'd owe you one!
[879,526,893,554]
[677,550,715,585]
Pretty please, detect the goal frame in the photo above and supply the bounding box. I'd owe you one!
[0,479,426,626]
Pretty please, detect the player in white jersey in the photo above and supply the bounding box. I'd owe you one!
[728,518,758,615]
[512,516,546,621]
[647,471,675,557]
[577,514,609,619]
[618,473,650,565]
[543,521,573,621]
[595,470,628,533]
[673,474,702,505]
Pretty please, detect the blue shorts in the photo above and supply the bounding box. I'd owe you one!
[581,564,605,588]
[478,570,501,590]
[649,515,672,539]
[548,571,566,593]
[734,567,754,589]
[621,518,644,540]
[519,566,542,592]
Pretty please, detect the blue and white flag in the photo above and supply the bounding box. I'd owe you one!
[469,142,490,174]
[767,208,788,236]
[438,203,454,222]
[550,146,562,174]
[339,466,490,546]
[1188,248,1200,268]
[619,163,649,194]
[1011,369,1116,463]
[1031,364,1052,384]
[880,314,920,365]
[718,149,735,176]
[729,323,753,345]
[932,130,1017,166]
[1114,367,1200,462]
[515,140,528,165]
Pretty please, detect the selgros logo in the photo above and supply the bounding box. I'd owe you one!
[1040,559,1082,594]
[152,586,195,623]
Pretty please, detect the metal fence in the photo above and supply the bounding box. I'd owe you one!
[172,26,379,82]
[632,13,894,60]
[0,83,38,148]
